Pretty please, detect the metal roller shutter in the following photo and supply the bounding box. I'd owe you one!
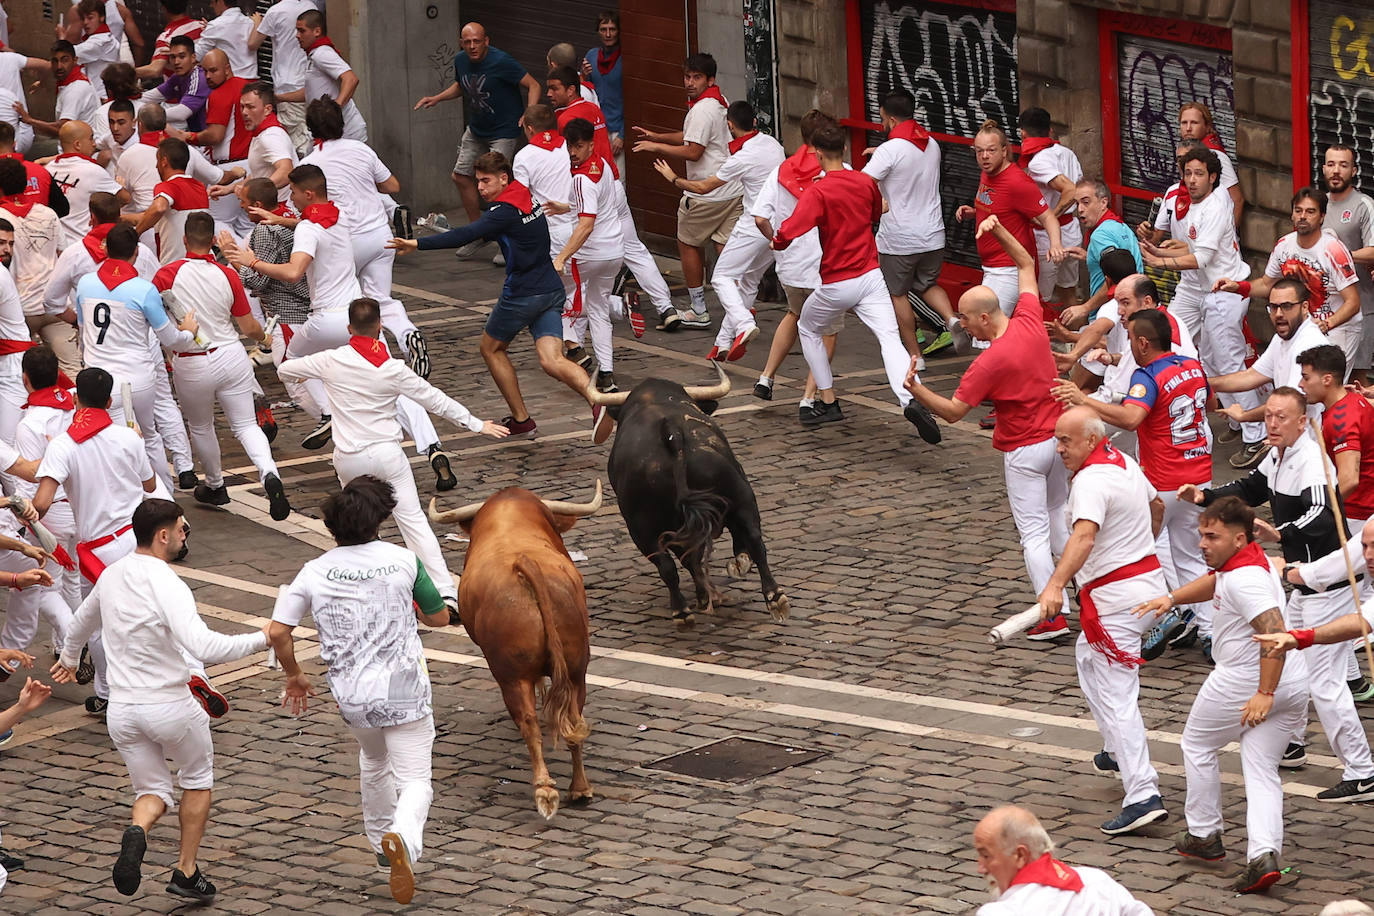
[458,0,612,89]
[1309,1,1374,185]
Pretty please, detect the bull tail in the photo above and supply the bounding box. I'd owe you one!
[657,420,729,562]
[513,554,589,749]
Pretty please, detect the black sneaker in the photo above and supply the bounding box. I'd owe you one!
[596,370,618,393]
[85,695,109,717]
[428,446,456,492]
[1233,850,1281,894]
[177,470,198,490]
[1173,828,1225,861]
[264,473,291,521]
[800,400,843,426]
[255,398,278,443]
[1316,776,1374,802]
[903,402,942,444]
[0,846,23,871]
[403,329,431,379]
[1100,795,1167,836]
[1350,676,1374,702]
[112,825,146,896]
[193,483,230,507]
[444,596,461,627]
[753,380,773,401]
[565,347,594,371]
[376,851,390,869]
[1092,749,1119,774]
[75,645,94,685]
[500,415,537,437]
[381,832,414,904]
[302,415,332,450]
[167,866,216,904]
[1280,742,1307,768]
[656,310,682,332]
[1230,440,1271,470]
[187,675,229,718]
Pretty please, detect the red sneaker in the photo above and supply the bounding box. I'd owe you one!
[187,675,229,718]
[1027,613,1069,641]
[627,292,646,338]
[255,401,277,443]
[706,346,726,361]
[726,326,760,361]
[979,409,997,430]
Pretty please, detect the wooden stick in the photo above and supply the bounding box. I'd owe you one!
[1310,421,1374,677]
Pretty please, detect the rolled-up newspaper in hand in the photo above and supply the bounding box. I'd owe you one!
[987,606,1046,645]
[262,314,279,343]
[6,497,57,554]
[161,287,211,349]
[121,382,136,430]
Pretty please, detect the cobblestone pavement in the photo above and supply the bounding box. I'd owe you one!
[0,246,1370,915]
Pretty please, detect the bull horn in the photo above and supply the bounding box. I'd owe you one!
[682,361,731,400]
[428,495,486,525]
[541,479,603,517]
[585,374,631,407]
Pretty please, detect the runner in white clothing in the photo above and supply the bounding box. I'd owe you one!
[45,120,128,249]
[208,83,297,205]
[515,108,577,313]
[123,137,213,265]
[194,0,254,80]
[1017,107,1084,306]
[52,498,269,906]
[1178,101,1243,221]
[16,42,99,140]
[278,297,509,607]
[270,475,449,904]
[291,9,366,142]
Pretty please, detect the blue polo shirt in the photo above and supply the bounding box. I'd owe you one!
[1086,216,1142,296]
[454,47,527,140]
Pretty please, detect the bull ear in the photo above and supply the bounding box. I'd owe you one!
[551,514,580,533]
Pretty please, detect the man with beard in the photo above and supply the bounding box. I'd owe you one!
[1321,145,1374,384]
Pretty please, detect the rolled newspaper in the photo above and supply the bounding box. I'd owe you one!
[262,314,279,342]
[5,497,57,555]
[121,382,136,430]
[987,606,1045,645]
[161,287,211,349]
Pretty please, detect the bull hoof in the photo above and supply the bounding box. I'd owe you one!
[534,785,560,820]
[694,600,715,616]
[766,592,791,621]
[727,552,753,578]
[673,611,695,628]
[568,788,595,807]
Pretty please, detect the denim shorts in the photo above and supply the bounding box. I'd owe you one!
[484,288,565,343]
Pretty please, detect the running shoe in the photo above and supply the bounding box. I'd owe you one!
[187,675,229,718]
[753,379,774,401]
[1141,610,1187,661]
[656,310,682,332]
[1230,441,1271,470]
[177,470,199,490]
[193,484,230,507]
[1233,851,1281,894]
[1092,750,1119,774]
[904,402,942,444]
[0,729,11,748]
[726,326,759,361]
[979,409,997,430]
[1349,676,1374,702]
[627,292,646,338]
[592,405,615,444]
[75,645,94,684]
[1316,776,1374,802]
[565,346,593,371]
[112,825,146,896]
[403,330,431,379]
[595,371,618,393]
[800,400,843,426]
[500,415,537,437]
[1173,828,1225,861]
[1280,742,1307,768]
[167,866,216,904]
[264,472,291,521]
[381,832,414,904]
[85,695,108,718]
[428,446,456,492]
[1100,795,1166,836]
[921,330,953,356]
[302,415,332,450]
[1027,613,1069,640]
[678,310,711,329]
[0,847,24,871]
[255,399,278,443]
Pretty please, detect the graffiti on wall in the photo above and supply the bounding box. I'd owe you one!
[1310,4,1374,184]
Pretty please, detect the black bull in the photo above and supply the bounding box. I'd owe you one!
[594,364,790,626]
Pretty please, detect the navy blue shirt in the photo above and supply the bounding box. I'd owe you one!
[418,200,563,301]
[454,47,527,140]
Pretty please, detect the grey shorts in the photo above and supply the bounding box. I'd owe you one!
[878,249,944,297]
[453,128,520,176]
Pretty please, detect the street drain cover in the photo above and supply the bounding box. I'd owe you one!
[645,736,826,783]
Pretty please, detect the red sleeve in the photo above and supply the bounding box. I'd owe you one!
[216,262,251,316]
[1328,406,1362,455]
[953,355,992,408]
[204,87,232,128]
[152,261,182,293]
[775,184,824,249]
[1013,169,1048,216]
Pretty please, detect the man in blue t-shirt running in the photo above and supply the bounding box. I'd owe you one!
[412,22,541,259]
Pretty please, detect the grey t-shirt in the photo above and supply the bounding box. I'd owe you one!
[1326,189,1374,313]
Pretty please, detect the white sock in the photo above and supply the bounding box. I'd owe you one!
[947,315,961,330]
[757,375,773,387]
[799,397,814,409]
[688,286,707,312]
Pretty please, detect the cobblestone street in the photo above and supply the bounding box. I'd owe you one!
[0,249,1369,915]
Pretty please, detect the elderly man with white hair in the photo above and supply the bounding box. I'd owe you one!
[1322,902,1374,916]
[973,805,1152,915]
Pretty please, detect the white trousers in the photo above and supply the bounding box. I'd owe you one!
[348,714,435,860]
[798,269,912,405]
[172,348,280,489]
[1003,436,1071,597]
[0,373,23,443]
[1174,290,1264,444]
[1158,485,1211,634]
[616,193,673,311]
[1075,572,1165,806]
[982,266,1021,316]
[352,226,418,353]
[107,382,176,492]
[711,221,773,349]
[1288,589,1374,778]
[275,323,324,419]
[0,544,75,664]
[152,359,195,475]
[107,695,214,808]
[285,309,351,418]
[563,257,623,371]
[333,442,455,598]
[1330,320,1362,377]
[1183,665,1308,859]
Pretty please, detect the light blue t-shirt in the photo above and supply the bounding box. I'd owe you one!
[1086,217,1143,296]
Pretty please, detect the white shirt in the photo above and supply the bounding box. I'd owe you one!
[0,263,25,375]
[195,6,256,79]
[153,255,248,350]
[1252,316,1331,394]
[714,131,785,231]
[1067,447,1159,585]
[37,420,151,542]
[92,97,145,154]
[15,401,73,502]
[248,125,297,202]
[103,1,125,46]
[292,216,362,311]
[301,139,391,235]
[513,137,575,246]
[1155,182,1200,298]
[569,161,623,262]
[0,51,27,106]
[44,230,159,314]
[61,552,267,705]
[74,32,120,97]
[1179,189,1247,293]
[2,203,61,317]
[259,0,318,91]
[978,866,1154,916]
[682,97,739,201]
[864,132,945,254]
[1214,147,1240,196]
[752,165,821,289]
[1024,142,1084,250]
[278,342,484,452]
[55,78,102,128]
[303,44,366,142]
[47,153,123,249]
[73,269,193,390]
[1098,303,1196,394]
[150,173,211,265]
[273,541,434,728]
[1265,228,1360,328]
[0,87,31,154]
[1211,559,1306,685]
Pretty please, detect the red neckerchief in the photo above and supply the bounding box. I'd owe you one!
[888,119,930,151]
[271,202,291,217]
[0,152,19,161]
[493,180,534,215]
[25,386,74,411]
[85,23,112,37]
[1019,136,1057,161]
[302,201,340,228]
[1215,540,1269,574]
[1008,854,1084,893]
[1078,438,1126,472]
[348,335,389,367]
[57,65,89,88]
[311,137,331,150]
[1202,132,1226,152]
[83,222,115,262]
[96,259,136,290]
[304,35,336,55]
[571,155,607,183]
[182,251,217,262]
[777,145,822,199]
[1170,187,1190,221]
[139,130,168,147]
[53,151,101,166]
[249,113,282,139]
[727,130,758,155]
[687,85,726,109]
[68,407,112,443]
[1094,209,1125,229]
[529,129,564,151]
[0,195,34,218]
[596,44,620,75]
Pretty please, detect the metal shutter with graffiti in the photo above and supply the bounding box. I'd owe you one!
[1309,1,1374,184]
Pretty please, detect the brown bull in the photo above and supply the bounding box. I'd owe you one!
[428,482,602,819]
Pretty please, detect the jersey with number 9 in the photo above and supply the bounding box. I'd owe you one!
[72,272,170,391]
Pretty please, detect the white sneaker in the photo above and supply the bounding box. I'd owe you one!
[678,310,711,329]
[454,240,485,259]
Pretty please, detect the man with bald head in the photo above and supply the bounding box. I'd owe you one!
[46,120,128,248]
[974,805,1152,914]
[904,214,1070,637]
[1036,405,1169,835]
[414,23,541,253]
[169,49,250,235]
[547,43,599,109]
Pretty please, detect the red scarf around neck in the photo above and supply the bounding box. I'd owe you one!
[349,335,389,367]
[271,202,291,218]
[776,145,822,199]
[250,113,282,139]
[85,23,112,37]
[571,155,607,183]
[302,201,340,228]
[96,259,136,290]
[727,130,758,155]
[1215,539,1270,574]
[68,407,112,443]
[54,151,101,166]
[888,119,930,151]
[1078,438,1126,472]
[1019,136,1057,162]
[139,130,168,147]
[305,35,336,55]
[528,129,564,151]
[1008,854,1084,893]
[0,195,34,219]
[688,85,725,109]
[57,65,89,88]
[25,386,74,411]
[83,223,115,263]
[1094,209,1125,230]
[596,44,620,75]
[493,180,534,215]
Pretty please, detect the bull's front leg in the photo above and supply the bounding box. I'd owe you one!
[650,552,693,626]
[498,679,560,819]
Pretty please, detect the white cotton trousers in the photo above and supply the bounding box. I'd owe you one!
[1158,485,1212,635]
[348,714,435,860]
[1182,664,1308,859]
[333,442,455,598]
[0,544,75,665]
[1174,290,1264,444]
[172,348,279,489]
[0,373,24,443]
[798,269,912,405]
[107,381,178,492]
[352,226,418,352]
[711,221,773,349]
[563,257,623,371]
[152,360,195,476]
[285,308,351,418]
[1075,571,1166,806]
[1287,588,1374,778]
[616,191,672,311]
[107,695,214,808]
[1003,436,1071,599]
[981,266,1021,316]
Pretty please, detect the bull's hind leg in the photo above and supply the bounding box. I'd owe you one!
[650,552,693,626]
[726,528,753,579]
[499,678,560,819]
[681,547,718,615]
[567,678,593,806]
[727,512,789,620]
